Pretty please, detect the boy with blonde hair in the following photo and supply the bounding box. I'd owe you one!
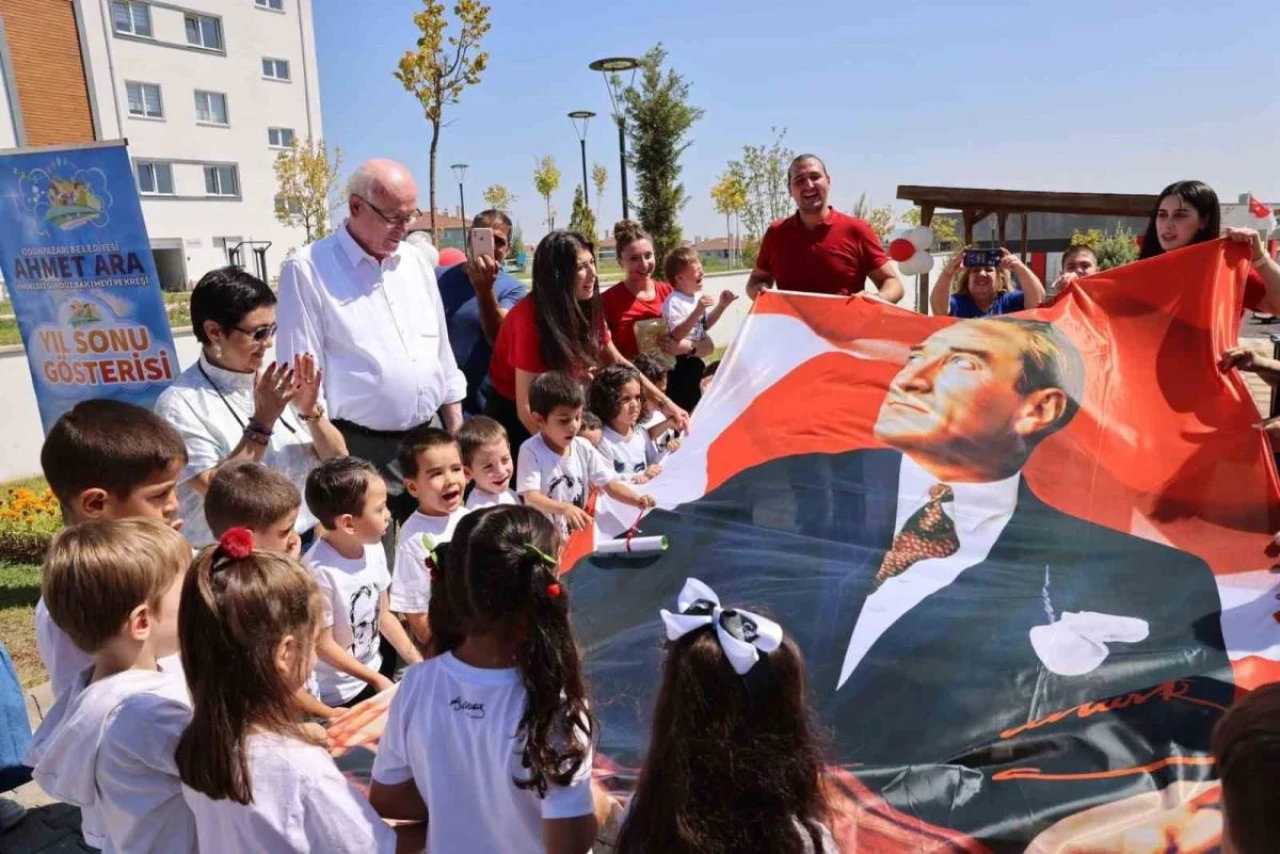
[27,519,195,853]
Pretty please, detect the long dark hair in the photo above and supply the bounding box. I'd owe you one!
[175,543,324,804]
[616,630,829,854]
[532,230,604,374]
[448,505,594,796]
[1138,180,1220,260]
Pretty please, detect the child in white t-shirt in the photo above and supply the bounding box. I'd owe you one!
[578,411,605,450]
[609,577,838,853]
[176,532,395,854]
[304,457,422,708]
[457,416,518,509]
[631,352,684,460]
[35,399,190,703]
[204,461,340,721]
[27,519,195,854]
[389,426,470,650]
[660,247,737,411]
[516,372,655,536]
[591,365,662,483]
[370,505,597,854]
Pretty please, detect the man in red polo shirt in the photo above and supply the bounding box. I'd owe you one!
[747,155,905,302]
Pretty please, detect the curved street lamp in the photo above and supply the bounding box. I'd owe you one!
[588,56,640,221]
[568,110,596,208]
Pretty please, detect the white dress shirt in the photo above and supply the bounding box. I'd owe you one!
[837,454,1020,689]
[275,225,467,431]
[154,353,321,547]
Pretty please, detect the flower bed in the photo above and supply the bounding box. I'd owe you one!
[0,483,60,562]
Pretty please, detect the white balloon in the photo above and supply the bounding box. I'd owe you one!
[907,226,935,251]
[899,250,935,276]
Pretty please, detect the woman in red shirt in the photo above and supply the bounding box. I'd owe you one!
[1137,180,1280,313]
[601,220,680,359]
[487,230,689,447]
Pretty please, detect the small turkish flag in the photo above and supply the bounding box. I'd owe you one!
[1249,194,1272,219]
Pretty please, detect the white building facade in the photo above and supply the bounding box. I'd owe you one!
[75,0,322,289]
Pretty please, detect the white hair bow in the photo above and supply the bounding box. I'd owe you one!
[660,578,783,676]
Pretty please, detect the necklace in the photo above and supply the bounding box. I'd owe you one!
[197,361,297,435]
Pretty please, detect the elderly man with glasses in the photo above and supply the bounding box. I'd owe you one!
[276,158,467,557]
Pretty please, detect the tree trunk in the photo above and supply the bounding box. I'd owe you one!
[429,120,440,238]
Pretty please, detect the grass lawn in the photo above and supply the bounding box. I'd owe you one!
[1,560,43,688]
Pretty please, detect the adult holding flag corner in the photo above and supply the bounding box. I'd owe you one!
[746,154,905,302]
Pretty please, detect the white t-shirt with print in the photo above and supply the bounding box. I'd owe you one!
[598,426,659,482]
[639,410,678,459]
[465,487,518,510]
[371,653,594,854]
[390,508,467,615]
[516,434,615,535]
[662,289,708,342]
[305,539,390,705]
[183,732,395,854]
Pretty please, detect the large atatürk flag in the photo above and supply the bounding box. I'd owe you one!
[566,238,1280,852]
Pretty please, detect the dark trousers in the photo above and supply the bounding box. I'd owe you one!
[668,354,706,413]
[485,391,532,451]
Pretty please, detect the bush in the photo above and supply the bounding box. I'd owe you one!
[1070,225,1139,271]
[0,483,60,562]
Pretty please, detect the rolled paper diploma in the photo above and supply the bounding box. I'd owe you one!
[595,535,668,555]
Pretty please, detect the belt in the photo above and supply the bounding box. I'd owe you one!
[331,418,415,439]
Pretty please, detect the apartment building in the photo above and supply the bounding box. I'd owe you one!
[0,0,323,289]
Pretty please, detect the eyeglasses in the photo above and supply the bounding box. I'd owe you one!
[235,322,277,343]
[354,194,420,228]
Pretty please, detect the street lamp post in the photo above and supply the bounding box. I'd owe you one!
[450,162,469,248]
[589,57,640,221]
[568,110,596,209]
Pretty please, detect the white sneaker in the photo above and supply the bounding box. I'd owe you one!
[0,796,26,833]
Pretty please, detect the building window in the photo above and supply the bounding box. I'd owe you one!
[136,162,174,195]
[267,127,295,148]
[111,1,152,37]
[184,14,223,50]
[275,195,302,215]
[194,91,228,125]
[125,82,163,119]
[262,58,291,81]
[255,0,284,9]
[204,165,239,197]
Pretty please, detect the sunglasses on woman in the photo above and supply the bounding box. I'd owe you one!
[235,322,278,343]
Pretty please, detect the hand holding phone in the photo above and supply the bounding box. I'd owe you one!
[963,248,1004,269]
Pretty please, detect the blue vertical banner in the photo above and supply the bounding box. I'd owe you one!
[0,140,177,432]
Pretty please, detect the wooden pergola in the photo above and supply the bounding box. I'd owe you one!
[895,185,1158,312]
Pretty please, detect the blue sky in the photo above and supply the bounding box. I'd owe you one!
[314,0,1280,245]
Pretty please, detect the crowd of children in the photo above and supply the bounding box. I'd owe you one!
[14,241,1280,854]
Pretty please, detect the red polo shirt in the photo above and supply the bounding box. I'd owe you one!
[601,280,673,358]
[756,209,889,296]
[488,297,611,401]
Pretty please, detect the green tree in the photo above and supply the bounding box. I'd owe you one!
[394,0,491,237]
[1070,224,1139,270]
[567,184,597,242]
[481,183,514,212]
[591,163,608,232]
[730,127,794,240]
[899,207,961,250]
[533,155,560,231]
[852,192,896,244]
[710,169,748,267]
[273,137,343,243]
[623,43,705,261]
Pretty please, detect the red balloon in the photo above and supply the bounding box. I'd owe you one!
[438,247,467,268]
[888,238,916,263]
